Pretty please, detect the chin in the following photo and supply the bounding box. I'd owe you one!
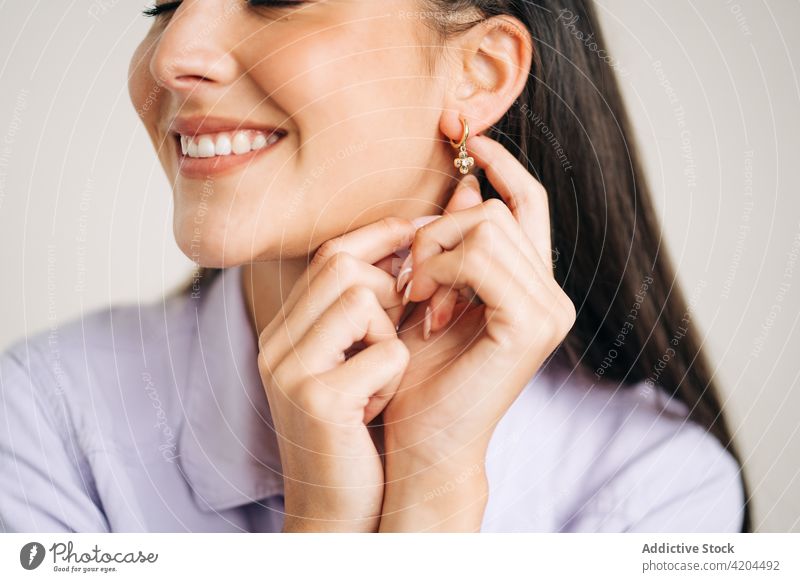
[172,212,244,268]
[173,209,315,268]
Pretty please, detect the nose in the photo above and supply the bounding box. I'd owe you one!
[149,0,241,96]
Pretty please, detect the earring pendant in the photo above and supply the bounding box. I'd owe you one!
[451,117,474,175]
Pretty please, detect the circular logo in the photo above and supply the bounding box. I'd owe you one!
[20,542,46,570]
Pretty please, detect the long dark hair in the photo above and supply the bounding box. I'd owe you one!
[176,0,750,531]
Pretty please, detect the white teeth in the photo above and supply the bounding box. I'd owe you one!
[231,131,251,155]
[215,134,232,156]
[251,133,267,150]
[197,136,216,158]
[179,129,282,159]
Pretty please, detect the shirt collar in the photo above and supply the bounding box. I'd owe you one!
[177,265,283,512]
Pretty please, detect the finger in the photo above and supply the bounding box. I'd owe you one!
[423,175,482,333]
[444,174,483,214]
[322,338,409,423]
[288,286,398,376]
[272,217,415,327]
[410,199,539,281]
[308,217,416,280]
[407,220,549,314]
[262,254,403,366]
[375,235,427,278]
[467,134,553,269]
[393,215,440,291]
[428,285,458,335]
[302,216,428,302]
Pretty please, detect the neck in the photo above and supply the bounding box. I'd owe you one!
[241,257,310,342]
[239,168,456,341]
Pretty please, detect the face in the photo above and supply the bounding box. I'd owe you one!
[128,0,456,267]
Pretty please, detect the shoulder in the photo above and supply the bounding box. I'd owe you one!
[0,290,200,531]
[3,288,194,373]
[484,356,744,532]
[0,290,196,452]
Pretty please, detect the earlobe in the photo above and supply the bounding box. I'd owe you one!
[440,110,476,151]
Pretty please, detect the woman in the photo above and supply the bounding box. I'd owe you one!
[0,0,748,532]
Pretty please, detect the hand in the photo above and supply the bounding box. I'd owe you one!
[380,134,577,531]
[257,218,416,532]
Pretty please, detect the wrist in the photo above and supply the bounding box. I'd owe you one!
[379,448,489,532]
[281,502,381,533]
[281,515,379,533]
[281,478,383,533]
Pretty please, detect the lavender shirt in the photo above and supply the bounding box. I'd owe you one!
[0,266,744,532]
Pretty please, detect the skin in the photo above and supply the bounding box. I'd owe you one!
[129,0,576,531]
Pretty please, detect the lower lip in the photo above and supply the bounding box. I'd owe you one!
[174,134,285,179]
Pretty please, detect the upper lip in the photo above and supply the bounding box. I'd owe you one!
[167,116,285,138]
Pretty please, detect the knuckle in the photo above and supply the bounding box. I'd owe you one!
[561,295,577,326]
[384,338,410,367]
[341,284,375,311]
[532,180,549,201]
[324,250,359,282]
[380,216,413,242]
[256,349,272,378]
[257,328,272,354]
[413,223,436,248]
[311,239,340,269]
[471,219,498,246]
[537,315,559,341]
[262,357,290,392]
[543,308,571,343]
[482,197,509,219]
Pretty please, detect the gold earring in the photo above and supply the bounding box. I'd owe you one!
[450,116,474,175]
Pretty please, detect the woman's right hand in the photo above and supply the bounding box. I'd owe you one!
[256,218,416,532]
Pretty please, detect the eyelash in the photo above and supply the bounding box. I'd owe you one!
[142,1,304,18]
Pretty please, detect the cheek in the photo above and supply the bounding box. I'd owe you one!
[128,37,162,142]
[247,21,434,147]
[249,26,440,186]
[220,16,444,256]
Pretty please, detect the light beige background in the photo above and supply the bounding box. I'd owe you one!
[0,1,797,531]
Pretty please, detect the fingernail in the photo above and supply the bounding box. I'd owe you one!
[395,251,413,292]
[399,250,412,272]
[423,305,432,340]
[396,266,412,293]
[402,280,413,306]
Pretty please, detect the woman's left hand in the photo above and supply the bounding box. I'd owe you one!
[379,134,577,531]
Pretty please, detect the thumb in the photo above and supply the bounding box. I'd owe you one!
[444,174,483,214]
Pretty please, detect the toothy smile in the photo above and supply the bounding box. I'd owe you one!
[178,130,283,158]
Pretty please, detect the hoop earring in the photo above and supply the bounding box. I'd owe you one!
[450,116,474,175]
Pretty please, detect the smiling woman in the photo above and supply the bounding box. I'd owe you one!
[0,0,749,534]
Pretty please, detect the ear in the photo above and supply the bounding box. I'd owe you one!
[439,15,533,142]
